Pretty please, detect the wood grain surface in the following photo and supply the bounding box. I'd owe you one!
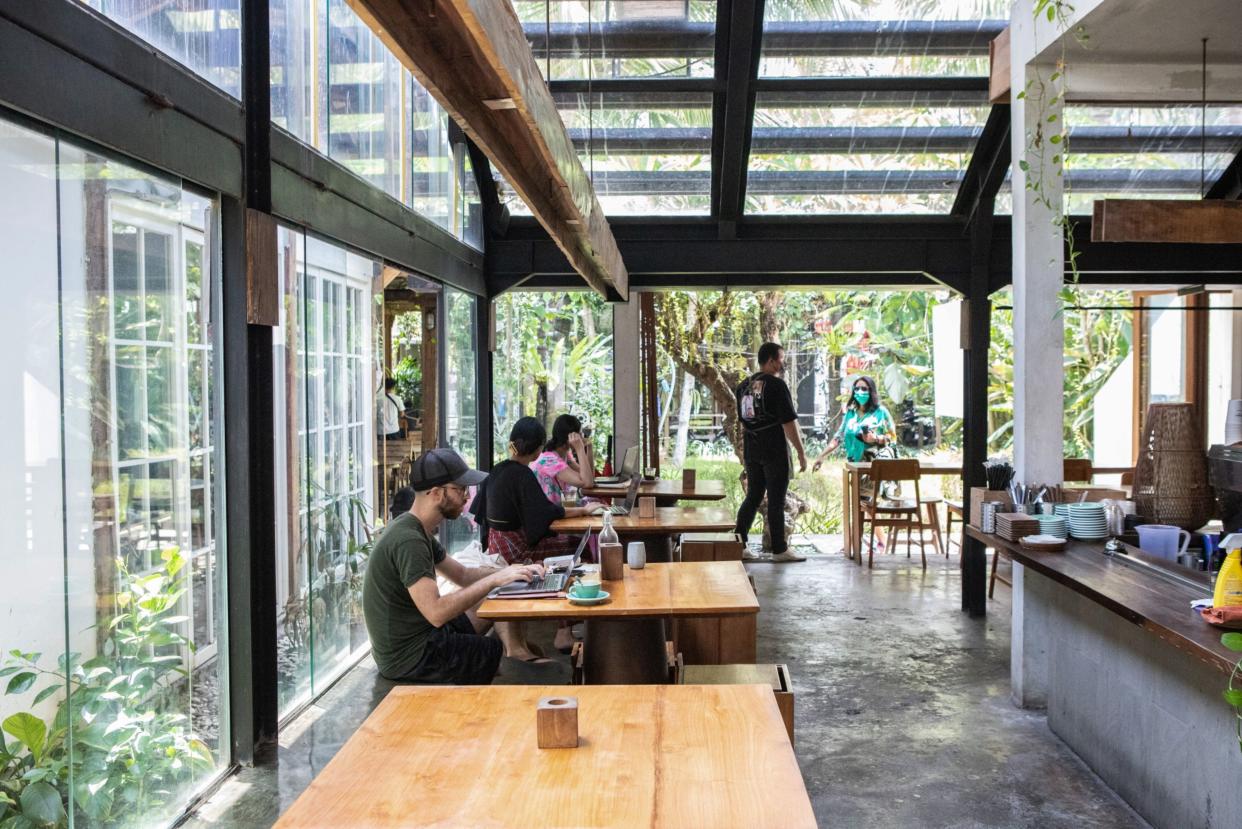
[550,507,735,535]
[966,526,1233,673]
[580,479,726,501]
[274,684,816,828]
[478,561,759,621]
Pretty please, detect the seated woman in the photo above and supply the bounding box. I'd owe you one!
[472,417,601,563]
[530,414,596,505]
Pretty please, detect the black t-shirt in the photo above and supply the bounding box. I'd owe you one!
[471,459,565,547]
[736,371,797,464]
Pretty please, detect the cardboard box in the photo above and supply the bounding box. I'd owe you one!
[969,487,1013,529]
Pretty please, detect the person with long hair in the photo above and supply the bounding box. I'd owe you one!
[813,374,896,468]
[530,414,596,505]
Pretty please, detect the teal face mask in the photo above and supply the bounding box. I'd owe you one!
[853,389,870,405]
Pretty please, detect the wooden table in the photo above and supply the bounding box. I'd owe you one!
[551,507,736,563]
[479,561,759,684]
[274,684,816,829]
[581,478,726,506]
[841,460,962,562]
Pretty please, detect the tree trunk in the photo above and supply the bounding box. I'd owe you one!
[673,371,694,465]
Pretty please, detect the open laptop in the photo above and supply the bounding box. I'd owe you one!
[594,445,639,485]
[488,530,591,599]
[605,474,642,516]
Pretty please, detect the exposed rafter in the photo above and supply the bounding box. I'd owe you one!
[951,104,1011,226]
[713,0,766,230]
[347,0,628,299]
[1206,148,1242,200]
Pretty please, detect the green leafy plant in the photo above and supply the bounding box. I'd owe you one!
[0,548,213,827]
[1222,632,1242,753]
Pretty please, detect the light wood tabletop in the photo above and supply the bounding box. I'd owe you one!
[477,560,758,621]
[581,478,726,501]
[550,506,735,535]
[273,684,816,829]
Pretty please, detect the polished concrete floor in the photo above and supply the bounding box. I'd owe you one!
[186,539,1147,828]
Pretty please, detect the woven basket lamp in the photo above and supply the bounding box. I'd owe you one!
[1131,403,1215,530]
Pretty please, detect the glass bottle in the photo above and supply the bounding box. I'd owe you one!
[599,511,619,547]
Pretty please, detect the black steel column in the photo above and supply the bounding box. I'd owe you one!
[225,0,277,765]
[477,296,494,469]
[961,214,993,618]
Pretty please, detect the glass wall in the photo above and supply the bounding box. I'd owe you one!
[442,288,480,555]
[268,0,478,247]
[272,225,382,718]
[492,290,614,465]
[0,114,227,827]
[82,0,242,97]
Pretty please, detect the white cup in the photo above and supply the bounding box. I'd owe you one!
[626,541,646,570]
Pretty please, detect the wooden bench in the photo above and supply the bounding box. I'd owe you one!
[681,663,794,743]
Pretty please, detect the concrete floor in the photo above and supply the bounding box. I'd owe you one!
[186,539,1148,828]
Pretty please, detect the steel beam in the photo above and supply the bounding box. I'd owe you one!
[715,0,766,225]
[1207,148,1242,200]
[961,214,992,618]
[952,104,1011,222]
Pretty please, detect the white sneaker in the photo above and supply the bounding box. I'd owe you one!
[769,550,807,563]
[742,549,768,562]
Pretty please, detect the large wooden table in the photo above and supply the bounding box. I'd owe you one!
[551,507,736,563]
[479,561,759,684]
[841,460,962,562]
[581,478,726,505]
[274,684,816,829]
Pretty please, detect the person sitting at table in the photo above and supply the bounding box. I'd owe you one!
[377,376,407,440]
[472,417,603,563]
[530,414,596,505]
[362,448,545,685]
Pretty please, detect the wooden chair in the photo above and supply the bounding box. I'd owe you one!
[989,547,1012,598]
[944,499,964,557]
[1063,458,1093,483]
[859,459,927,570]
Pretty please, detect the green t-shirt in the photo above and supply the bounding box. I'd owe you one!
[362,513,446,678]
[837,406,896,463]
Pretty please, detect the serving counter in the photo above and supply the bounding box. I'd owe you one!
[969,528,1242,828]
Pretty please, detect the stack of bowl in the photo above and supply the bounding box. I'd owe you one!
[1067,503,1109,540]
[1036,513,1068,539]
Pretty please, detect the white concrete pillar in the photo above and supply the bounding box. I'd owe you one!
[1010,8,1065,486]
[1010,4,1065,709]
[613,295,640,463]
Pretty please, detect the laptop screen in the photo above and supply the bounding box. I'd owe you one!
[618,445,639,476]
[623,474,642,510]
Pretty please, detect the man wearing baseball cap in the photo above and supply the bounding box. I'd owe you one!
[363,448,545,684]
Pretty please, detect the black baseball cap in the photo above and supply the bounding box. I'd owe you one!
[409,448,488,492]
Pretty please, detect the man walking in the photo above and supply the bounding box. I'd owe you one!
[734,342,808,563]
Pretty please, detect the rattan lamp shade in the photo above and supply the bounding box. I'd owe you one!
[1131,403,1215,530]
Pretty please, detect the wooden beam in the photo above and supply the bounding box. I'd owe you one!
[1091,199,1242,244]
[988,27,1010,104]
[347,0,628,300]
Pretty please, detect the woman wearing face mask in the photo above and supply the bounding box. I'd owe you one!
[813,375,896,468]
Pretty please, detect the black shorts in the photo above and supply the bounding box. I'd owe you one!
[396,613,503,685]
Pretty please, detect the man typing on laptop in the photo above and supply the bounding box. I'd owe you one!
[363,449,545,685]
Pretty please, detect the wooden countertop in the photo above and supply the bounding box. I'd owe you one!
[966,526,1235,674]
[274,684,816,829]
[581,478,726,501]
[478,560,759,621]
[844,460,962,474]
[550,506,736,535]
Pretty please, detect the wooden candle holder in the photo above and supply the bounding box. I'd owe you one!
[638,496,656,519]
[682,468,696,489]
[600,542,624,581]
[537,696,579,749]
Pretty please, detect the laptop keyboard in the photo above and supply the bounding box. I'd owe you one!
[607,506,628,515]
[525,572,567,592]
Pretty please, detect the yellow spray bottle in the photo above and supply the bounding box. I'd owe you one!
[1213,533,1242,608]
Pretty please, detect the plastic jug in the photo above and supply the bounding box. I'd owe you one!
[1135,524,1190,561]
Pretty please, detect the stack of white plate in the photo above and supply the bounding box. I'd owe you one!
[1067,503,1108,540]
[1053,503,1071,517]
[1036,514,1068,538]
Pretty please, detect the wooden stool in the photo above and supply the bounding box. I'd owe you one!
[920,496,945,557]
[946,499,964,564]
[681,664,794,743]
[989,546,1012,598]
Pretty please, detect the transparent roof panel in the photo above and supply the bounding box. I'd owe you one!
[998,105,1242,215]
[759,1,1008,78]
[515,1,717,81]
[746,92,989,214]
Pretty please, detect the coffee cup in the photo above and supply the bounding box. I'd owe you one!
[570,578,601,599]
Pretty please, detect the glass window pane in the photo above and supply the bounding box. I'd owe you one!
[515,1,718,81]
[759,1,1008,78]
[81,0,242,96]
[0,123,233,826]
[411,79,454,229]
[270,0,326,145]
